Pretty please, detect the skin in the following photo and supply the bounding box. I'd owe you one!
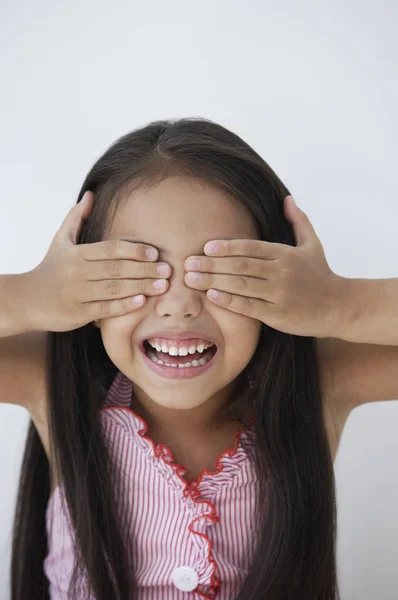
[95,175,262,443]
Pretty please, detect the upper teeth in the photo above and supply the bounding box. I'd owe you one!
[147,339,214,356]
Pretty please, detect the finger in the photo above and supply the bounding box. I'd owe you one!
[185,255,275,279]
[185,272,274,301]
[203,239,288,259]
[83,259,171,282]
[81,239,160,262]
[85,293,148,321]
[205,289,271,321]
[81,277,169,302]
[56,191,94,245]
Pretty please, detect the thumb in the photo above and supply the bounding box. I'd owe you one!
[57,190,94,245]
[283,195,319,247]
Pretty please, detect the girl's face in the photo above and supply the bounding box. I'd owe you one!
[96,176,262,433]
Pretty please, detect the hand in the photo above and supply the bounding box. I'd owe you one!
[184,195,344,338]
[23,191,171,332]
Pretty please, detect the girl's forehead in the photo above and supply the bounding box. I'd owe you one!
[110,179,257,246]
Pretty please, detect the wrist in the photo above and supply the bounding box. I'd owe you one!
[0,273,37,337]
[18,269,48,333]
[325,275,358,342]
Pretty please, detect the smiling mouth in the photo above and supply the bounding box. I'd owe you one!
[142,339,218,368]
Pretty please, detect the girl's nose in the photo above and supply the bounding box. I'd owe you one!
[154,265,202,318]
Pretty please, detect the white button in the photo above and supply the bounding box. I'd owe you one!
[171,566,199,592]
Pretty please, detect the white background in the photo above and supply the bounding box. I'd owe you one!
[1,1,397,598]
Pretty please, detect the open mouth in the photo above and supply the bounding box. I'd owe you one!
[142,339,218,369]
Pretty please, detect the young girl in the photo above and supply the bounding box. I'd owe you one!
[1,118,342,599]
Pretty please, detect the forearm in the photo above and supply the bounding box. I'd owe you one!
[0,274,33,337]
[330,276,398,345]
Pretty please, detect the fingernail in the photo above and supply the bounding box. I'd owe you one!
[187,272,201,283]
[153,279,167,289]
[186,259,200,270]
[204,241,220,254]
[146,247,158,260]
[157,263,170,276]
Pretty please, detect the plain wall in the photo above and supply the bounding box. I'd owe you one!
[1,1,397,598]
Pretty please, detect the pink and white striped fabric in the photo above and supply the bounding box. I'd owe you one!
[44,370,257,599]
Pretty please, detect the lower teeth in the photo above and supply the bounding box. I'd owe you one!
[147,350,212,368]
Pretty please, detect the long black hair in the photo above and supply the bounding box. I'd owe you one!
[11,117,340,599]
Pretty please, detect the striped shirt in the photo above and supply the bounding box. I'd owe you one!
[44,370,257,599]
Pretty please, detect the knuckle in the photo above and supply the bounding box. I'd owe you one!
[100,300,113,317]
[241,295,254,312]
[119,296,130,312]
[224,293,233,306]
[248,240,260,257]
[247,296,255,309]
[224,240,231,255]
[139,261,150,277]
[107,260,120,278]
[232,257,249,273]
[233,275,247,291]
[106,279,121,295]
[206,257,215,271]
[227,239,234,252]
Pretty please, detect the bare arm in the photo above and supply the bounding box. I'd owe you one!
[0,273,47,409]
[0,273,35,338]
[329,276,398,346]
[0,329,47,409]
